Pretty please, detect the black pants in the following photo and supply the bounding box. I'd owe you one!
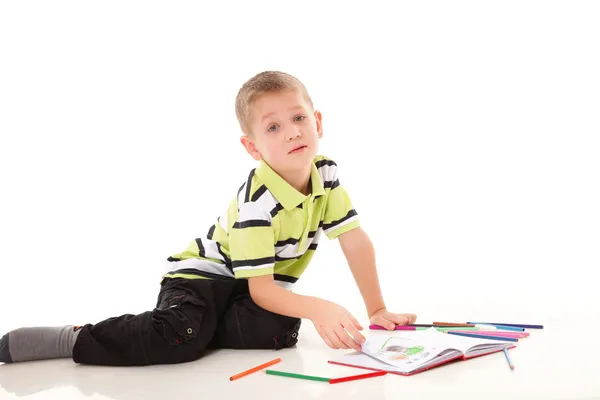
[72,277,301,366]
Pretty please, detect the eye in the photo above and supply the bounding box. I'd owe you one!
[267,124,278,132]
[294,115,306,122]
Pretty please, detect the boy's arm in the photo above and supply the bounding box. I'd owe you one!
[337,227,386,316]
[248,275,365,350]
[338,227,417,328]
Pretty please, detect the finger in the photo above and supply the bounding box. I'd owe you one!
[387,314,410,326]
[327,329,349,350]
[373,315,396,330]
[316,326,337,349]
[348,313,364,331]
[343,318,366,345]
[334,326,361,351]
[405,313,417,324]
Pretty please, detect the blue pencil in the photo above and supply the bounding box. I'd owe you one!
[470,323,525,332]
[503,348,515,370]
[447,331,518,342]
[468,322,543,329]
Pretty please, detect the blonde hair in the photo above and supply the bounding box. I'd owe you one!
[235,71,314,136]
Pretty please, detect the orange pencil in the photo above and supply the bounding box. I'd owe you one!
[229,358,282,381]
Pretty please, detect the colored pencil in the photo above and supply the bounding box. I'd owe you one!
[266,370,330,382]
[452,330,528,338]
[503,348,515,370]
[433,322,476,327]
[446,331,518,342]
[435,327,481,331]
[471,324,525,332]
[229,358,281,381]
[329,371,387,384]
[468,322,544,329]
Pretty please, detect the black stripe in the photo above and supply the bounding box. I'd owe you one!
[308,230,318,238]
[216,242,231,264]
[275,237,299,247]
[322,209,358,231]
[270,203,284,218]
[195,238,206,258]
[244,169,255,204]
[275,255,302,262]
[251,185,268,202]
[296,203,303,209]
[232,256,275,268]
[237,182,245,199]
[274,274,298,283]
[167,256,181,262]
[164,268,235,281]
[308,243,318,250]
[315,159,337,169]
[232,220,271,229]
[323,179,340,189]
[207,225,216,239]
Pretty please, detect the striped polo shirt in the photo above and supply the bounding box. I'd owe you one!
[162,155,360,289]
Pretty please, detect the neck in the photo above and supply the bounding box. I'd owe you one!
[279,165,312,195]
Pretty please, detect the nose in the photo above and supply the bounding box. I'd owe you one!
[286,128,302,141]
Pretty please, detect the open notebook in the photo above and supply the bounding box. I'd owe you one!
[329,327,515,376]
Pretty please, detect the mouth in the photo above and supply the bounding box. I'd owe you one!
[288,145,307,154]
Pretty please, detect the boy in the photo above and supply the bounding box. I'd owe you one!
[0,71,416,366]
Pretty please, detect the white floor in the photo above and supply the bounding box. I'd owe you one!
[1,317,599,400]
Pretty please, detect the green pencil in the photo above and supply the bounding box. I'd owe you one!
[266,369,330,382]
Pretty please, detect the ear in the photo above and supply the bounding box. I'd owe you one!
[314,110,323,138]
[240,135,262,161]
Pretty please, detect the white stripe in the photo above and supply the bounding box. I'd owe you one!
[276,230,321,257]
[237,201,272,224]
[324,214,359,235]
[318,163,337,183]
[274,280,294,290]
[164,258,234,277]
[218,213,228,232]
[254,190,278,216]
[201,238,226,263]
[275,242,300,258]
[233,263,275,272]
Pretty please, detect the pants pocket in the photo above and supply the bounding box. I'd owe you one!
[152,289,206,346]
[219,295,301,350]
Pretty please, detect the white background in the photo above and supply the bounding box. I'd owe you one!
[1,1,599,397]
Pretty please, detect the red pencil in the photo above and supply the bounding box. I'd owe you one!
[329,370,387,384]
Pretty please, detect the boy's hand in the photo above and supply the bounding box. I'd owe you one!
[309,299,365,351]
[370,309,417,330]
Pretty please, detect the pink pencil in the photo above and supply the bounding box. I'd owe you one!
[476,330,529,338]
[449,330,527,338]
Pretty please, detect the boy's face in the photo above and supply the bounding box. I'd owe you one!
[241,89,323,177]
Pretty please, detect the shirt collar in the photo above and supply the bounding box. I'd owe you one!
[255,159,326,210]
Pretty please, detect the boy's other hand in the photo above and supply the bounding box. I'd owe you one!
[309,299,365,351]
[370,309,417,330]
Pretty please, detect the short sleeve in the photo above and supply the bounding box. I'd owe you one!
[229,201,275,279]
[322,172,360,240]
